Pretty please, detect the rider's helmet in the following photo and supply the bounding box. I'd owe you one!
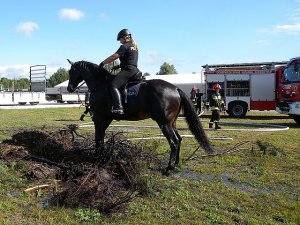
[117,29,131,41]
[213,83,221,90]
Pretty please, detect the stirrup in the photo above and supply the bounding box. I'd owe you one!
[111,107,124,114]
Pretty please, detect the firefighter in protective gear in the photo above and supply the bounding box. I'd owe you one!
[208,83,224,129]
[79,92,93,121]
[190,86,197,104]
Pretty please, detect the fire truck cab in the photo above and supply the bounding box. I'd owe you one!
[202,61,288,118]
[276,57,300,124]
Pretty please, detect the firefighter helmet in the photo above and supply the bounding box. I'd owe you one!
[213,83,221,90]
[117,29,131,41]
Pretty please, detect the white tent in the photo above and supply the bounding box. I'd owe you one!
[54,73,204,96]
[146,73,204,96]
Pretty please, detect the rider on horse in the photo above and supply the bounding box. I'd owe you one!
[98,29,139,115]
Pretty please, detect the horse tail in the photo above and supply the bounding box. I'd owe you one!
[177,88,214,154]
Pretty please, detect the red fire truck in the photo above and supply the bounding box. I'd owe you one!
[202,57,300,124]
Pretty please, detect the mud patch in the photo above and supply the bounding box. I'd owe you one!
[180,169,277,195]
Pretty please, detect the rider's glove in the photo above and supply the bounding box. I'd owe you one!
[111,65,120,70]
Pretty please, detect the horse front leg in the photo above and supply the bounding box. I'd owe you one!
[94,118,112,154]
[94,120,102,151]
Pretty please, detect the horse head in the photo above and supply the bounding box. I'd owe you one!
[67,59,82,92]
[67,59,99,93]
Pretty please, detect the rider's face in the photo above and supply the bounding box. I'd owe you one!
[119,37,126,44]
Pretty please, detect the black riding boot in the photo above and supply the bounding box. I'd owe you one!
[110,88,124,114]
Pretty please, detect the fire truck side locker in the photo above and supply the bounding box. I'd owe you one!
[250,71,276,111]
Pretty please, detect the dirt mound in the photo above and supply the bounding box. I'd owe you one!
[0,128,161,213]
[9,129,73,161]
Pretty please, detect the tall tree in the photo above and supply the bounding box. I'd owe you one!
[48,68,69,87]
[14,78,29,90]
[0,78,11,90]
[157,62,178,75]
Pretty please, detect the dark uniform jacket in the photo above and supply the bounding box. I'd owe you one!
[208,92,223,111]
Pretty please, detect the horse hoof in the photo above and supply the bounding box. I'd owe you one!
[162,164,174,176]
[162,168,171,176]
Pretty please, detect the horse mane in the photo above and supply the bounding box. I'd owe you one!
[74,60,113,83]
[73,61,97,73]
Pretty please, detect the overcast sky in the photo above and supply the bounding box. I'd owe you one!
[1,0,300,79]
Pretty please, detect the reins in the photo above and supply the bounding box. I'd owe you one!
[75,81,86,91]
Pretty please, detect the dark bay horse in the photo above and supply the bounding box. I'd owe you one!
[67,60,213,172]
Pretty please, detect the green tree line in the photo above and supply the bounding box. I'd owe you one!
[0,77,30,91]
[0,62,178,90]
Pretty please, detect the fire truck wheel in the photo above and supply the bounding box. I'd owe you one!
[292,115,300,125]
[227,101,247,118]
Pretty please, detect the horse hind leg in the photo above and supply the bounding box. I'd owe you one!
[161,124,180,172]
[173,128,182,165]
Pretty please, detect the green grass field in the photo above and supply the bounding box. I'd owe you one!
[0,107,299,225]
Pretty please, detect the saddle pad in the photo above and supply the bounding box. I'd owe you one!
[125,82,144,97]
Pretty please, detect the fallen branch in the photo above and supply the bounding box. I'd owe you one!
[185,141,250,161]
[24,184,51,193]
[67,124,88,142]
[26,155,70,170]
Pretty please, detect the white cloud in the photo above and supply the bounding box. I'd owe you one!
[0,65,59,79]
[15,22,39,37]
[59,8,85,21]
[287,3,300,21]
[0,65,30,78]
[260,22,300,35]
[272,22,300,34]
[145,51,162,65]
[260,3,300,35]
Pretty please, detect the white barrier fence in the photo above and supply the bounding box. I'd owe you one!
[0,92,47,105]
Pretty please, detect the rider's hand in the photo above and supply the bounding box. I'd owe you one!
[111,65,120,70]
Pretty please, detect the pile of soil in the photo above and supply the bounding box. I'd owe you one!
[0,128,161,213]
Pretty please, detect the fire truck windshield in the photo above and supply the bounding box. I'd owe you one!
[283,60,300,83]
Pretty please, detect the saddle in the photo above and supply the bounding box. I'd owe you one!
[122,71,146,103]
[128,71,145,83]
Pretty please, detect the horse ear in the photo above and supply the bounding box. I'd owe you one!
[67,59,74,65]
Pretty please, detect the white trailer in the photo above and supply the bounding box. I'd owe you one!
[0,91,46,105]
[46,80,87,103]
